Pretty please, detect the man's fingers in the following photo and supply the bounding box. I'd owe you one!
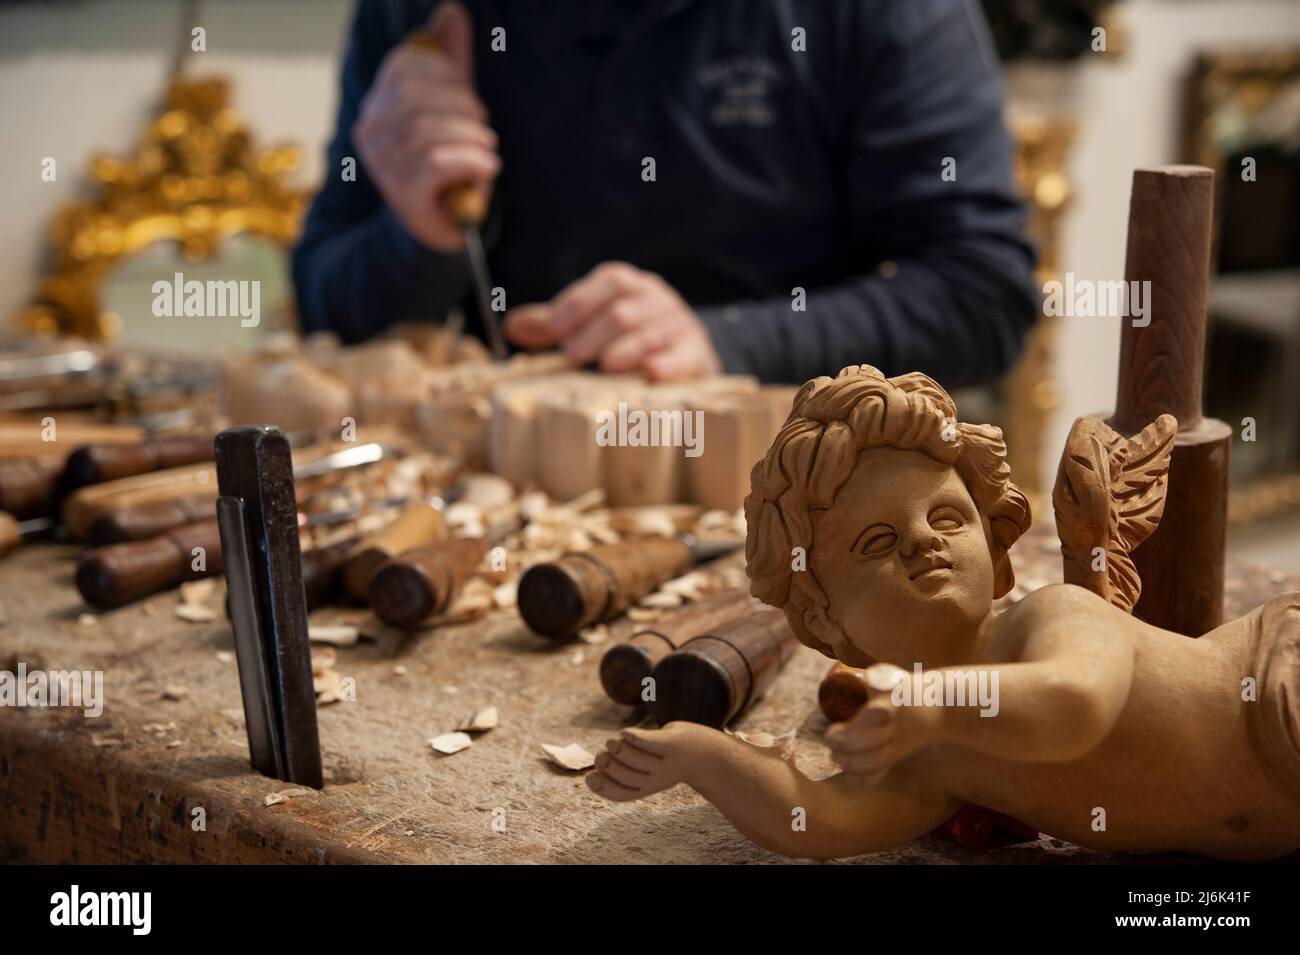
[550,263,641,337]
[427,144,501,188]
[427,1,475,83]
[586,771,639,801]
[563,294,656,365]
[600,322,674,372]
[504,304,558,349]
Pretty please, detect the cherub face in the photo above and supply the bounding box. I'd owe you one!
[810,448,995,668]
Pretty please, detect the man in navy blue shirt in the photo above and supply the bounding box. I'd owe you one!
[294,0,1038,385]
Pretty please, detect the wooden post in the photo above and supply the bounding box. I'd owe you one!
[1107,165,1231,636]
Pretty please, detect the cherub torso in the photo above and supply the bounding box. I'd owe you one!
[927,588,1300,861]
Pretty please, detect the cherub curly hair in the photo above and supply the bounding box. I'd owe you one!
[743,365,1032,658]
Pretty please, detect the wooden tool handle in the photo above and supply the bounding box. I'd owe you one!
[341,500,447,600]
[818,662,869,723]
[75,519,224,609]
[0,421,143,460]
[62,435,213,490]
[369,537,488,629]
[517,537,694,640]
[62,462,218,539]
[0,512,19,558]
[1111,165,1215,435]
[599,590,755,705]
[86,494,216,545]
[649,609,796,728]
[0,455,63,520]
[300,537,360,611]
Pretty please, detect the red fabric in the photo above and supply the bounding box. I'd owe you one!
[935,804,1039,851]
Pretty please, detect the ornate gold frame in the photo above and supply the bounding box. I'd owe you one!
[1184,50,1300,525]
[16,76,305,340]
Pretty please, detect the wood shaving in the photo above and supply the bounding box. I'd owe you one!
[729,728,798,763]
[161,686,189,701]
[491,580,517,609]
[264,787,313,807]
[308,623,360,646]
[215,650,234,664]
[641,591,683,609]
[578,624,609,645]
[179,579,216,604]
[442,577,494,623]
[311,647,338,668]
[456,706,499,733]
[661,571,710,600]
[77,613,97,628]
[627,607,662,622]
[430,731,474,755]
[393,664,408,676]
[166,739,183,749]
[314,665,345,705]
[141,721,177,736]
[541,742,595,771]
[569,649,585,666]
[174,603,218,623]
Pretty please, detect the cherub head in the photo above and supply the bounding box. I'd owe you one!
[744,366,1031,668]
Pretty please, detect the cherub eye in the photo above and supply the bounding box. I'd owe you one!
[929,507,964,532]
[852,524,897,557]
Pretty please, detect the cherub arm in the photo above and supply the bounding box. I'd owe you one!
[588,722,958,859]
[930,584,1136,762]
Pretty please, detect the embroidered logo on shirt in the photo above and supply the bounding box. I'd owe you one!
[696,55,783,128]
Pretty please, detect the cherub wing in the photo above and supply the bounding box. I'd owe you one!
[1051,413,1177,613]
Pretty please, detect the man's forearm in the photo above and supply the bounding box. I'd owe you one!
[699,240,1038,387]
[293,206,471,344]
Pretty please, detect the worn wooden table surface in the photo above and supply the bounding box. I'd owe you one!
[1,528,1296,864]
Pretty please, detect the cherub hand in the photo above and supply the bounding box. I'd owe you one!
[825,663,941,786]
[586,724,700,802]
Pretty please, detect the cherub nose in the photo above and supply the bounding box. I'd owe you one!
[900,532,944,559]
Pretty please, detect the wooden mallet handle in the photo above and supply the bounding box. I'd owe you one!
[76,519,224,609]
[1108,165,1231,636]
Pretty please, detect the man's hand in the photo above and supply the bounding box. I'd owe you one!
[352,2,499,252]
[586,723,707,801]
[825,663,943,787]
[505,262,723,382]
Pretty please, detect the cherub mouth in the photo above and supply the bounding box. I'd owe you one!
[909,558,954,581]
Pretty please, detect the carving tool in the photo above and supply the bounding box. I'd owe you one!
[60,434,214,493]
[407,30,507,361]
[1105,165,1230,636]
[215,426,322,789]
[599,590,756,705]
[516,535,743,641]
[649,608,797,728]
[367,536,491,630]
[339,488,463,601]
[0,455,64,520]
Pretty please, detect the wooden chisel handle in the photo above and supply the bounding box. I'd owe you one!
[62,435,214,491]
[341,500,447,601]
[517,537,694,640]
[76,519,224,609]
[599,590,754,705]
[368,538,488,630]
[0,455,64,520]
[86,493,217,545]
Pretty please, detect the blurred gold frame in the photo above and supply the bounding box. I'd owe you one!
[16,76,305,341]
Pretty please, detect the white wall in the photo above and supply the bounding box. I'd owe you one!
[1043,0,1300,481]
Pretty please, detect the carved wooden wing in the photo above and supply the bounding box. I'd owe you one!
[1051,413,1177,612]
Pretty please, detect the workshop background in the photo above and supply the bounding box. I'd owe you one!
[1,0,1298,564]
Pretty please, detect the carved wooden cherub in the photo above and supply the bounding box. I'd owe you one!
[588,365,1300,861]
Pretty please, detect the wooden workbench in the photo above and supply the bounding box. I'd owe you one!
[1,529,1296,864]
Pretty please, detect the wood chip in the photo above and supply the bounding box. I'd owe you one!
[161,686,189,701]
[569,649,586,666]
[308,623,360,646]
[456,706,498,733]
[179,579,216,604]
[216,650,234,664]
[491,579,517,609]
[264,787,313,807]
[174,603,218,623]
[641,591,683,609]
[541,742,595,771]
[314,666,344,705]
[77,613,97,628]
[627,607,662,622]
[393,664,408,676]
[578,624,609,645]
[430,731,474,755]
